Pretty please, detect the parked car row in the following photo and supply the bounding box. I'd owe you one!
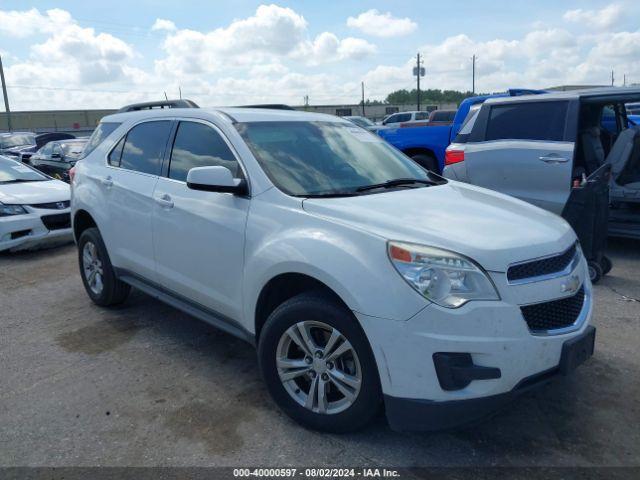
[0,131,88,182]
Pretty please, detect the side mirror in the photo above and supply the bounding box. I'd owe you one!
[186,166,247,195]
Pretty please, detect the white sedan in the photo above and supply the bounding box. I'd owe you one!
[0,155,72,252]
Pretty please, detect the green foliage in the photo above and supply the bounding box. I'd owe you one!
[384,89,475,105]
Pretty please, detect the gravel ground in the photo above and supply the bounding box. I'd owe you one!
[0,239,638,468]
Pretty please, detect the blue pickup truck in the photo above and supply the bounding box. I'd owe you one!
[377,89,548,173]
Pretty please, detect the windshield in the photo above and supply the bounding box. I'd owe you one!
[0,134,36,149]
[236,121,431,196]
[60,141,87,158]
[0,156,47,183]
[347,117,374,127]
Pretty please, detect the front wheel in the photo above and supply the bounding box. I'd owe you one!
[258,292,381,433]
[588,261,603,284]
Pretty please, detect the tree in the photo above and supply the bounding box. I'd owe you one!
[384,88,475,106]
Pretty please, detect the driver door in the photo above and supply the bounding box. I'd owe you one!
[152,119,250,321]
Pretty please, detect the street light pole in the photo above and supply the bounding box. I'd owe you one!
[0,54,12,132]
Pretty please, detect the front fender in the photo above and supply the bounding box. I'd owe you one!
[242,192,428,331]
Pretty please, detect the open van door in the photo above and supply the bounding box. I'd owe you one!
[462,100,575,215]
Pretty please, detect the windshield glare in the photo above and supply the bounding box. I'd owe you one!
[0,156,47,182]
[61,141,87,157]
[0,134,36,149]
[237,121,430,196]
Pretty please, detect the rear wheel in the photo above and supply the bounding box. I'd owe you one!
[258,291,381,433]
[410,153,439,173]
[78,228,130,306]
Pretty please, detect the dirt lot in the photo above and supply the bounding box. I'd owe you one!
[1,239,639,467]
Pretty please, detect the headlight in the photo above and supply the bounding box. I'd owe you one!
[0,203,28,217]
[388,241,500,308]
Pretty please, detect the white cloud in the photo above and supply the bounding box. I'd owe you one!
[563,3,623,30]
[0,8,73,38]
[347,9,417,38]
[152,19,177,31]
[155,4,375,76]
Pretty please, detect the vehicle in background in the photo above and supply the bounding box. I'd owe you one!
[0,155,72,252]
[28,138,89,182]
[381,110,431,128]
[17,132,76,163]
[428,109,457,126]
[344,116,387,134]
[378,89,548,173]
[72,100,594,433]
[443,86,640,273]
[626,102,640,116]
[0,132,36,157]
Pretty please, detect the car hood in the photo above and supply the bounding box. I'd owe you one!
[302,182,575,272]
[0,180,70,205]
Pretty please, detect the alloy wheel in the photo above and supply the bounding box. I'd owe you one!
[276,321,362,415]
[82,241,104,295]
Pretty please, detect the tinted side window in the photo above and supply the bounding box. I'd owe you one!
[485,102,568,141]
[415,112,429,120]
[395,113,411,122]
[82,122,121,158]
[108,137,125,167]
[119,121,172,175]
[169,121,239,182]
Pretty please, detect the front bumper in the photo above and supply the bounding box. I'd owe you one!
[356,256,593,430]
[383,325,595,431]
[0,209,73,252]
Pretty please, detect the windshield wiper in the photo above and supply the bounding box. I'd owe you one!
[0,179,43,184]
[296,191,361,198]
[355,178,436,192]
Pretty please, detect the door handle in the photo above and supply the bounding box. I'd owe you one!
[155,193,174,209]
[539,155,569,164]
[101,176,113,187]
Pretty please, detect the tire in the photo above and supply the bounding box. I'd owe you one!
[258,291,381,433]
[78,227,130,306]
[410,153,439,173]
[588,261,603,284]
[600,255,612,275]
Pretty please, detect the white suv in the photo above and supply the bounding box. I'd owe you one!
[71,101,595,432]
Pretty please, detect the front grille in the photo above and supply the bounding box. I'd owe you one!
[29,201,70,210]
[520,287,585,333]
[507,244,577,283]
[41,213,71,231]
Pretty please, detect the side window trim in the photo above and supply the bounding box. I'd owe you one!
[161,117,251,193]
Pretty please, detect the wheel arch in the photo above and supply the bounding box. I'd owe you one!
[73,209,98,243]
[254,272,352,341]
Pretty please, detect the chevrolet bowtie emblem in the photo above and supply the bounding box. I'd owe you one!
[561,275,581,293]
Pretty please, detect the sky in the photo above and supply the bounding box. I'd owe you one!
[0,0,639,111]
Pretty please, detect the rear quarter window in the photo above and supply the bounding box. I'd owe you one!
[81,122,121,158]
[485,101,569,142]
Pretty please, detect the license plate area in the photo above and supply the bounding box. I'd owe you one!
[560,325,596,374]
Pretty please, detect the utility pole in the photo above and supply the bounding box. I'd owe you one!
[611,70,615,86]
[472,54,476,94]
[361,82,365,117]
[413,53,424,110]
[623,74,627,86]
[0,54,11,132]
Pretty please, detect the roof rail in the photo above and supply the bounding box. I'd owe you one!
[236,104,295,110]
[117,99,200,113]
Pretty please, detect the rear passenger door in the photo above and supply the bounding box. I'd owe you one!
[152,120,250,321]
[102,120,173,281]
[464,101,574,214]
